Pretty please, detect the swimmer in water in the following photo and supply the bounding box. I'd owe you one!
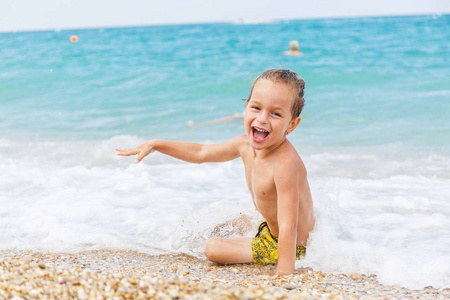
[283,40,303,56]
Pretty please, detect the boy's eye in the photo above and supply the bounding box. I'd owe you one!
[251,106,260,110]
[273,112,282,117]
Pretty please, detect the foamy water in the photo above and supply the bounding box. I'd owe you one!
[1,136,448,289]
[1,14,449,290]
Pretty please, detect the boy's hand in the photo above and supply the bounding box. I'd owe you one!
[116,141,154,163]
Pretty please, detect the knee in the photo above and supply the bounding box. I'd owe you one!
[204,237,221,262]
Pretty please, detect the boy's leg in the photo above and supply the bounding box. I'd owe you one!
[205,237,253,264]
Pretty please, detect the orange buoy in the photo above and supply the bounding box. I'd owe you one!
[70,35,79,43]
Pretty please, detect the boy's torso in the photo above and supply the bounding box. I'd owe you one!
[237,135,314,246]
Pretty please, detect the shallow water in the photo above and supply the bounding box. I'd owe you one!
[1,14,449,289]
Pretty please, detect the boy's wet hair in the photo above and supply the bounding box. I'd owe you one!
[246,69,306,119]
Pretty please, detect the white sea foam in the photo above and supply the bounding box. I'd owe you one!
[0,135,449,289]
[299,178,450,289]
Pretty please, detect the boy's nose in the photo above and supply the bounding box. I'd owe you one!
[257,112,269,124]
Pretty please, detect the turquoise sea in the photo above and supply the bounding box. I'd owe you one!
[1,15,449,289]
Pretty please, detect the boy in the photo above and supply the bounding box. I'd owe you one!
[116,69,315,275]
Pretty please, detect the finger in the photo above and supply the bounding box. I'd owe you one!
[116,149,129,156]
[116,148,138,156]
[136,147,153,163]
[135,152,146,163]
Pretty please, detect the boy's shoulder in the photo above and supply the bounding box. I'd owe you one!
[232,134,249,147]
[236,134,257,146]
[274,140,305,171]
[277,139,301,159]
[229,134,250,153]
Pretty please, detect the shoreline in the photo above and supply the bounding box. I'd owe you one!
[1,250,447,299]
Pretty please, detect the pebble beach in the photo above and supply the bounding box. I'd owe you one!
[1,250,447,299]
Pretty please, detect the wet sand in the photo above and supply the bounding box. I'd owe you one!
[1,250,447,299]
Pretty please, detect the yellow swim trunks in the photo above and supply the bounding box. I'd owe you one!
[251,221,306,265]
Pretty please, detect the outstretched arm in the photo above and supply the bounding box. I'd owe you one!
[116,135,246,164]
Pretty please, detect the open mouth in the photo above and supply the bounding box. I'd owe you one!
[252,126,270,143]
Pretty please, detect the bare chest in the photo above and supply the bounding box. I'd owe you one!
[244,158,277,212]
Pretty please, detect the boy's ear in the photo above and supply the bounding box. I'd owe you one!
[286,117,301,134]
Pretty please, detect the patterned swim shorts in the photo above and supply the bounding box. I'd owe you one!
[251,221,306,265]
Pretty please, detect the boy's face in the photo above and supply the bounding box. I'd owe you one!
[244,79,301,151]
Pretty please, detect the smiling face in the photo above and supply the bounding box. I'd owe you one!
[244,79,301,152]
